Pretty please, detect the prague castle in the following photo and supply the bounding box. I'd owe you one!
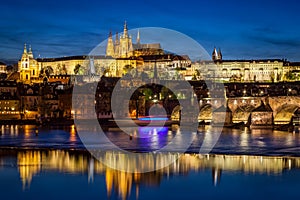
[10,22,300,83]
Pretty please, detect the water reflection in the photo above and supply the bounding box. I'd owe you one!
[2,149,299,199]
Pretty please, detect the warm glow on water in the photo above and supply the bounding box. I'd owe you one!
[0,149,300,199]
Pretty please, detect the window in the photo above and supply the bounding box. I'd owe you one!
[26,74,29,80]
[32,70,35,75]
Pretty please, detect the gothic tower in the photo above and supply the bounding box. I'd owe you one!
[212,47,218,61]
[114,32,120,57]
[212,47,222,61]
[137,29,140,44]
[106,31,115,57]
[217,48,222,60]
[105,22,134,58]
[119,21,133,58]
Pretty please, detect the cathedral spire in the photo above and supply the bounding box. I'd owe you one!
[106,31,115,57]
[212,47,222,61]
[115,32,119,44]
[212,47,218,61]
[137,29,140,44]
[123,21,128,38]
[218,48,222,60]
[28,45,33,58]
[23,43,27,54]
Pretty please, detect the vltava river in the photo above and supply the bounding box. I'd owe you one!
[1,125,300,156]
[0,125,300,199]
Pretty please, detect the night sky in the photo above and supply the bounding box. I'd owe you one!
[1,0,300,63]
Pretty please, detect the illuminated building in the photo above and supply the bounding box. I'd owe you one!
[106,21,162,58]
[195,52,285,82]
[0,92,20,120]
[14,22,300,84]
[0,61,6,74]
[0,81,20,119]
[40,83,60,118]
[0,80,17,95]
[20,85,40,119]
[18,44,39,83]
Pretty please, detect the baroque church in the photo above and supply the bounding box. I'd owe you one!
[19,44,40,83]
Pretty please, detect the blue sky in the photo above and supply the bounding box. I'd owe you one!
[1,0,300,63]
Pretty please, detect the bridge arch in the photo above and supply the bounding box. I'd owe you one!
[198,104,213,123]
[274,104,299,125]
[170,105,181,121]
[232,104,256,124]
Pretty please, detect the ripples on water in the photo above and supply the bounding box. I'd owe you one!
[1,124,300,156]
[1,125,300,199]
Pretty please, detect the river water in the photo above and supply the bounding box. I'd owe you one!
[0,124,300,199]
[1,125,300,156]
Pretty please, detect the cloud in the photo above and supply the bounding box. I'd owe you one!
[245,26,300,47]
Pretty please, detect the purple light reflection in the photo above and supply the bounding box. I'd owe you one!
[138,117,169,121]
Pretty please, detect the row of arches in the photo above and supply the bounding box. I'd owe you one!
[171,103,300,125]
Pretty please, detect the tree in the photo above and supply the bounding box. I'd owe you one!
[6,65,13,73]
[192,73,197,80]
[74,64,81,75]
[61,64,67,74]
[285,71,296,81]
[123,64,134,75]
[45,66,54,76]
[0,73,7,80]
[94,64,101,75]
[57,63,61,74]
[270,72,275,83]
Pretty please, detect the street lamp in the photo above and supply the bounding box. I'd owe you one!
[288,88,292,96]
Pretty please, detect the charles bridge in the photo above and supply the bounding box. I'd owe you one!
[79,78,300,128]
[168,96,300,126]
